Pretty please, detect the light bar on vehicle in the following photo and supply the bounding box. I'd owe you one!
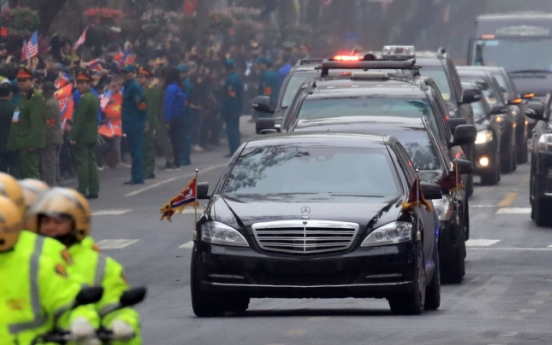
[332,55,361,61]
[318,58,417,77]
[382,45,416,60]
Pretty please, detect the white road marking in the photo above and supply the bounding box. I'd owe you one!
[125,164,226,197]
[178,241,194,249]
[466,239,501,247]
[468,247,552,252]
[92,209,131,216]
[96,239,140,250]
[496,207,531,214]
[528,300,545,305]
[546,244,552,248]
[498,331,519,338]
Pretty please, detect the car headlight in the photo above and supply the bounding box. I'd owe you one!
[537,133,552,151]
[432,195,452,221]
[361,221,413,247]
[201,221,249,247]
[475,130,493,144]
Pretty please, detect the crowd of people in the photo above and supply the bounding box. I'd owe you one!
[0,32,314,198]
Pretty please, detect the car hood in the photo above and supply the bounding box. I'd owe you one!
[509,73,552,97]
[207,195,404,234]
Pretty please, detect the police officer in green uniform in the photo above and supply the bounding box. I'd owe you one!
[256,56,282,119]
[121,65,148,185]
[137,66,159,179]
[7,67,46,179]
[68,69,100,199]
[221,59,244,157]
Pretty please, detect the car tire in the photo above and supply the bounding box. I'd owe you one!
[191,249,226,317]
[224,296,250,314]
[441,236,466,284]
[501,142,516,174]
[424,247,441,311]
[534,197,552,227]
[388,243,425,315]
[517,129,528,164]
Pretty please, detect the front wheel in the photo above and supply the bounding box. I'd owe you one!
[534,197,552,227]
[191,249,226,317]
[424,246,441,311]
[389,243,426,315]
[441,234,466,284]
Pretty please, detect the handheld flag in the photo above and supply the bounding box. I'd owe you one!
[160,177,199,221]
[74,26,89,51]
[86,58,103,73]
[55,72,70,89]
[21,39,28,60]
[55,84,74,132]
[26,31,39,59]
[402,177,433,212]
[99,90,112,109]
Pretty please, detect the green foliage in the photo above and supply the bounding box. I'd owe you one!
[0,6,39,34]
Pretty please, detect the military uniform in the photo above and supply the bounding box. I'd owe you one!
[139,67,160,178]
[0,95,15,174]
[7,68,46,180]
[222,60,244,155]
[257,68,282,118]
[41,89,64,186]
[69,71,100,198]
[122,66,148,184]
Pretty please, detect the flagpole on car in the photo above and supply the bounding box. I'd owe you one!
[195,169,199,224]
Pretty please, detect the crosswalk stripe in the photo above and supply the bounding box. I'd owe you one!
[178,241,194,249]
[92,209,131,216]
[96,239,140,250]
[496,208,531,214]
[466,239,501,247]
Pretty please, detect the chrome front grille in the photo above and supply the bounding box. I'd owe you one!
[252,220,359,254]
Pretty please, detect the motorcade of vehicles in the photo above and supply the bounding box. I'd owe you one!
[292,116,474,283]
[467,65,529,163]
[457,67,517,174]
[192,133,443,316]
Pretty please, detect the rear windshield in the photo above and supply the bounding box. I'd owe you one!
[224,146,401,197]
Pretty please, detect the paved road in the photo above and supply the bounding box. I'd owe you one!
[80,128,552,344]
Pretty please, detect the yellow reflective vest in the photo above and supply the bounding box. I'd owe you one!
[0,236,98,345]
[18,230,74,269]
[68,237,141,345]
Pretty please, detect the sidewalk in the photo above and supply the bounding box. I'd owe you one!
[60,115,257,189]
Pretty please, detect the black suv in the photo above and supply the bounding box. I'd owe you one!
[527,95,552,226]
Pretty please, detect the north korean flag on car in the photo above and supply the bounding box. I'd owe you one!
[402,177,433,212]
[159,177,199,221]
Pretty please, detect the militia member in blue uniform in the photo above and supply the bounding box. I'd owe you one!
[256,56,282,118]
[177,64,192,165]
[121,65,149,185]
[221,59,243,157]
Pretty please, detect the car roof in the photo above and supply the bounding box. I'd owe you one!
[305,78,426,99]
[456,67,494,77]
[246,132,390,149]
[295,116,427,131]
[477,12,552,21]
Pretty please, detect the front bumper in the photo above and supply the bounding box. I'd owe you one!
[194,241,418,299]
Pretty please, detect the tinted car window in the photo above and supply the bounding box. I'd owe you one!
[471,100,486,119]
[490,72,510,99]
[391,130,441,171]
[281,71,319,109]
[460,76,500,105]
[418,67,452,101]
[298,97,436,125]
[224,146,401,197]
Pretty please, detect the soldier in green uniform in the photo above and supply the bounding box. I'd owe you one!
[68,70,100,199]
[137,66,159,179]
[40,82,64,186]
[121,65,148,185]
[7,67,46,179]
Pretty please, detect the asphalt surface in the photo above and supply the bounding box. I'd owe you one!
[78,123,552,344]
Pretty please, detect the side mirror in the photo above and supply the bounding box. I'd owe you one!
[447,117,467,133]
[525,101,545,121]
[490,105,507,115]
[75,286,104,307]
[256,118,276,134]
[120,287,147,308]
[461,88,483,104]
[421,182,443,200]
[252,95,273,113]
[451,124,477,146]
[454,159,474,174]
[197,182,210,200]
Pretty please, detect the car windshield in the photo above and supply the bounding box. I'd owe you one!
[418,67,452,101]
[223,146,401,197]
[281,70,319,109]
[459,76,500,105]
[471,38,552,73]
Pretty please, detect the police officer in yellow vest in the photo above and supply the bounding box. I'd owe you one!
[0,172,74,271]
[0,195,99,345]
[28,187,142,344]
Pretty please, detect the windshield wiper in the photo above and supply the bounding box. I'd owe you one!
[329,193,386,198]
[509,69,552,74]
